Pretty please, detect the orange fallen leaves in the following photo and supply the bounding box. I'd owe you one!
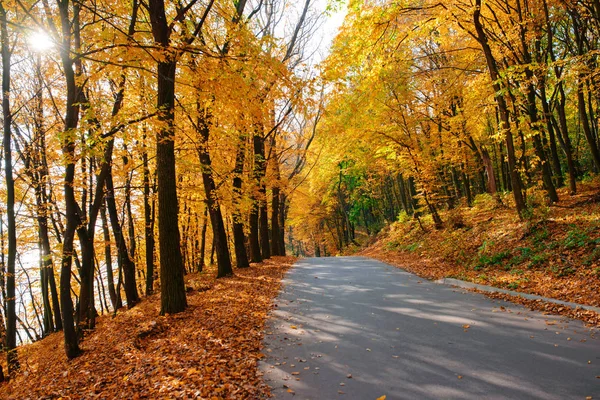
[361,183,600,327]
[1,256,295,399]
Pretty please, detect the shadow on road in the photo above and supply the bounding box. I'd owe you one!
[261,257,600,400]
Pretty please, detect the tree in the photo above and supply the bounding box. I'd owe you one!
[1,1,19,373]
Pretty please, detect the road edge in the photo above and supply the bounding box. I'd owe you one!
[436,277,600,314]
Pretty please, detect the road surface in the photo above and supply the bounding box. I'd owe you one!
[260,257,600,400]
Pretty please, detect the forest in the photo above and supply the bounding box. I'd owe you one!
[0,0,600,396]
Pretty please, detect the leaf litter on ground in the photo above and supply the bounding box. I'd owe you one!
[1,256,295,399]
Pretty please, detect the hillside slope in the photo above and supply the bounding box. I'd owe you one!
[361,183,600,326]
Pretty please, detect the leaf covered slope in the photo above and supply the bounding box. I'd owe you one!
[362,183,600,326]
[1,258,294,399]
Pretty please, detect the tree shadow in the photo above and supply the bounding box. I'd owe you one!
[261,256,600,399]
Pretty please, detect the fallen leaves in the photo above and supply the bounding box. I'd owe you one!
[361,183,600,328]
[1,257,295,399]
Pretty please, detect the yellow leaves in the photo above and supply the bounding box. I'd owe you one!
[376,395,387,400]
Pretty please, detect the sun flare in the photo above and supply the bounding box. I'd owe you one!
[28,31,54,52]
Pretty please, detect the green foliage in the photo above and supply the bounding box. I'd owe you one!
[473,246,511,270]
[397,211,411,224]
[563,226,599,249]
[528,253,549,268]
[385,240,400,250]
[549,265,576,277]
[510,268,524,275]
[532,227,550,243]
[385,240,420,252]
[583,247,600,267]
[404,242,420,252]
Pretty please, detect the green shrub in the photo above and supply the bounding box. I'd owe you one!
[397,210,411,224]
[528,253,548,268]
[404,242,420,252]
[563,228,590,249]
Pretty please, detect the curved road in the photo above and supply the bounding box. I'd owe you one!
[260,257,600,400]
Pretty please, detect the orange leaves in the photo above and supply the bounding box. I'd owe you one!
[4,257,295,398]
[362,182,600,327]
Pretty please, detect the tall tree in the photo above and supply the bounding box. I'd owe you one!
[0,1,19,373]
[147,0,216,312]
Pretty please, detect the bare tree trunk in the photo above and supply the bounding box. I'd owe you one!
[1,3,19,371]
[278,193,287,256]
[142,133,156,295]
[577,77,600,170]
[270,137,282,256]
[101,204,121,310]
[197,111,233,277]
[105,173,139,308]
[198,206,208,272]
[253,130,270,259]
[232,135,250,268]
[148,0,187,314]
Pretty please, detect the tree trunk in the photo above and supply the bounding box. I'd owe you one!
[540,82,564,188]
[525,80,559,202]
[249,198,261,262]
[270,138,282,256]
[105,172,139,308]
[1,4,19,371]
[577,76,600,171]
[232,136,250,268]
[198,206,208,272]
[149,0,187,314]
[55,0,84,359]
[143,135,156,295]
[473,1,526,216]
[101,204,121,310]
[197,110,233,278]
[554,89,578,194]
[253,133,271,259]
[278,193,287,256]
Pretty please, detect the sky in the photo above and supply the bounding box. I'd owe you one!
[277,0,348,68]
[311,0,348,63]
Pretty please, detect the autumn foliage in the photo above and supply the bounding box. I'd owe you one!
[2,0,600,393]
[0,0,319,372]
[1,258,294,398]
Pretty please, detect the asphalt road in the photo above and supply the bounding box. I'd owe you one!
[260,257,600,400]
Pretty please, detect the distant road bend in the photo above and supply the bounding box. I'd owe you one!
[260,257,600,400]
